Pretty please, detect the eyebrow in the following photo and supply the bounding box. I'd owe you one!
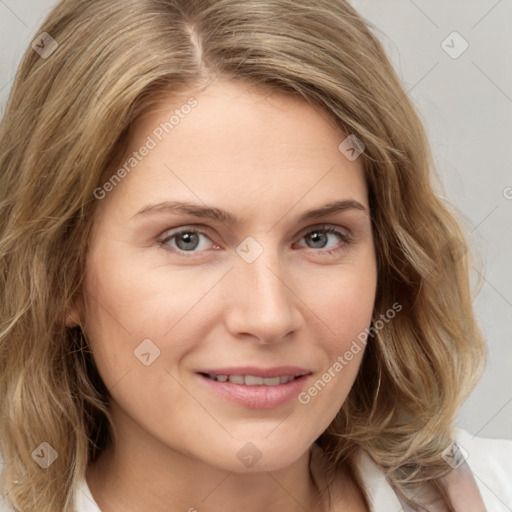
[132,199,368,225]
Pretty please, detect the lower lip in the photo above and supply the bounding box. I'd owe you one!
[197,374,310,409]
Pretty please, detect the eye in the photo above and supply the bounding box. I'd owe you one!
[295,225,352,255]
[158,224,352,257]
[159,228,215,255]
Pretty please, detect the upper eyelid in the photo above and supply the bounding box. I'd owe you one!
[297,224,351,237]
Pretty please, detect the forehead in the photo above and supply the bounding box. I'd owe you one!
[100,79,368,219]
[133,79,349,158]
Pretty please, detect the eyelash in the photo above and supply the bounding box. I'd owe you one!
[158,225,353,258]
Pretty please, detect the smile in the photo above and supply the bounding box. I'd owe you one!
[196,366,313,409]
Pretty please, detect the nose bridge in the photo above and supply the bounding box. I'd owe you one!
[225,236,301,342]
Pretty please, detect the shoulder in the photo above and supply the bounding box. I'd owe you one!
[1,448,99,512]
[0,451,15,512]
[451,426,512,511]
[0,495,14,512]
[347,426,512,511]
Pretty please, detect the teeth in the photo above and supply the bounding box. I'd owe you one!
[207,374,298,386]
[244,375,264,385]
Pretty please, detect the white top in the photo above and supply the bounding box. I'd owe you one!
[1,427,511,511]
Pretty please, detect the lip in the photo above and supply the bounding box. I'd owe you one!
[196,366,312,409]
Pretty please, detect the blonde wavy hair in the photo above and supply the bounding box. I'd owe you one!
[0,0,486,510]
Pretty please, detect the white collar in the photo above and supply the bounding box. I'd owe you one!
[352,448,403,509]
[308,441,402,510]
[73,473,101,512]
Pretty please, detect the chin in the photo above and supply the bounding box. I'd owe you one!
[199,434,314,474]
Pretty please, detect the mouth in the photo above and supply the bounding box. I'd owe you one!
[195,366,312,409]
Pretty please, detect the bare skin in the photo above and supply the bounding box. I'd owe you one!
[71,79,376,512]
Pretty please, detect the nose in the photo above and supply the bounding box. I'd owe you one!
[222,242,303,345]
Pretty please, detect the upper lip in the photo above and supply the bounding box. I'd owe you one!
[196,366,312,378]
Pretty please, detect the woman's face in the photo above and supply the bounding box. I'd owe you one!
[74,79,377,472]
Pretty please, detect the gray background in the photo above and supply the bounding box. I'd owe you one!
[1,0,510,439]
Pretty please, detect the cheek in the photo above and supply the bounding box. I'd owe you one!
[80,245,226,392]
[304,258,377,345]
[294,262,376,422]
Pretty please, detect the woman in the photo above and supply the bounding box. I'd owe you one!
[0,1,510,511]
